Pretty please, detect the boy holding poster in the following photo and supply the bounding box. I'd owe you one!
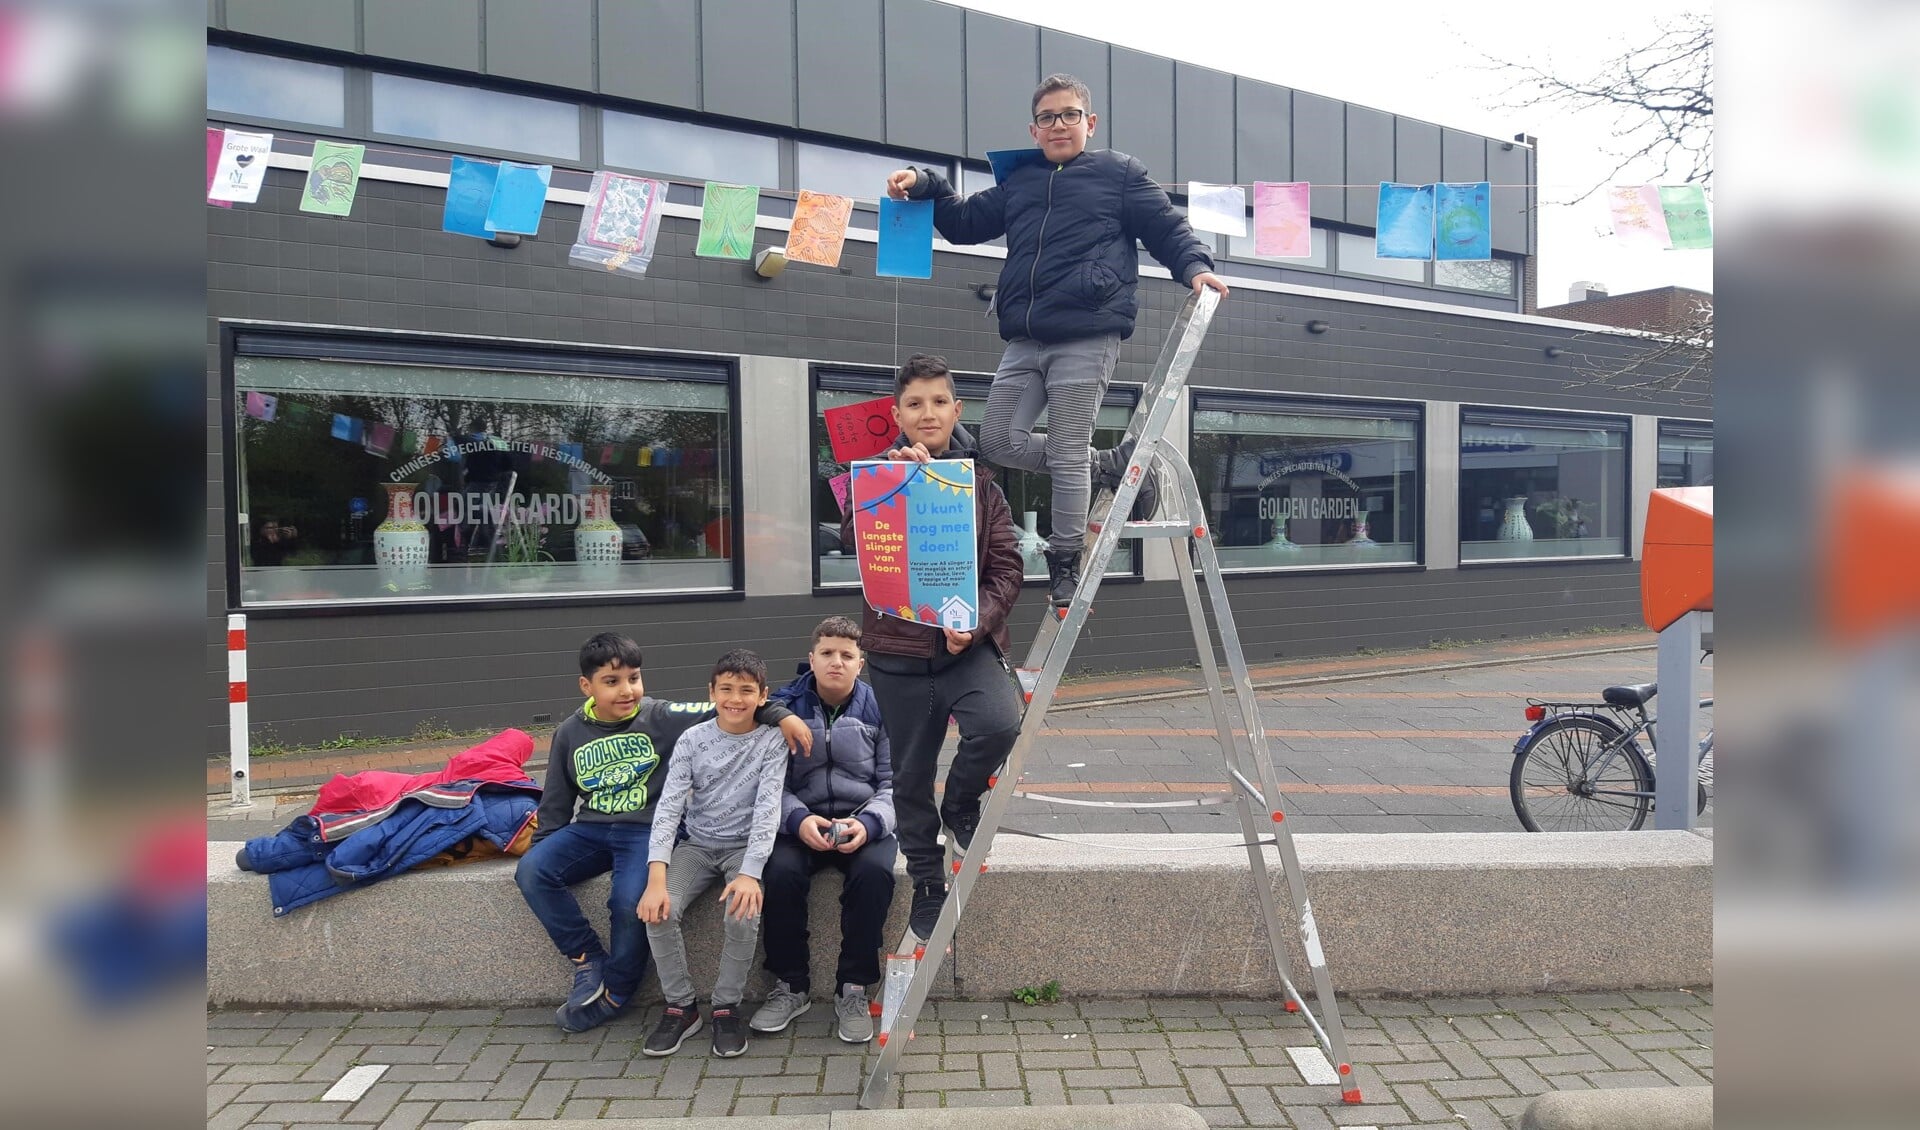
[843,355,1024,941]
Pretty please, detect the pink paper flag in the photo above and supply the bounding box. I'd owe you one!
[206,127,232,208]
[1607,185,1672,248]
[243,391,277,421]
[1252,182,1311,258]
[829,472,853,517]
[363,423,395,457]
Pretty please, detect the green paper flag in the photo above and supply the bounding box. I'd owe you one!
[1658,185,1712,249]
[300,140,366,217]
[695,182,759,259]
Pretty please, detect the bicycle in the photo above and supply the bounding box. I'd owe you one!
[1508,681,1713,832]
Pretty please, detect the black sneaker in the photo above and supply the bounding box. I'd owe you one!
[909,879,948,942]
[555,989,622,1033]
[1094,438,1159,521]
[941,797,981,854]
[563,953,606,1012]
[1043,549,1081,607]
[642,1001,703,1056]
[710,1005,748,1058]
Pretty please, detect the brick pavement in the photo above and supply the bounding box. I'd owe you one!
[207,990,1711,1128]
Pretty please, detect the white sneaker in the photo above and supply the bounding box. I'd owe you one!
[835,983,874,1044]
[749,980,811,1033]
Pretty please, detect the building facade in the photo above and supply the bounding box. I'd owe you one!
[206,0,1712,749]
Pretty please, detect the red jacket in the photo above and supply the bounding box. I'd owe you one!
[311,729,536,832]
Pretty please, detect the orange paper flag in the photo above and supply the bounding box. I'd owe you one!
[786,190,854,268]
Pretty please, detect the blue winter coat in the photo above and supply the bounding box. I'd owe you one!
[769,667,896,842]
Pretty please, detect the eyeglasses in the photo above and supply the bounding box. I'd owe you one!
[1032,108,1087,128]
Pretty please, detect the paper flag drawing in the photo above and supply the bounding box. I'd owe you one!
[206,127,231,208]
[829,471,853,517]
[331,413,363,443]
[1658,185,1712,249]
[1606,185,1671,248]
[486,161,552,235]
[1375,182,1435,260]
[987,148,1047,185]
[1434,181,1491,261]
[1186,181,1248,237]
[786,191,854,268]
[300,140,365,217]
[243,392,277,421]
[209,129,273,204]
[876,198,934,278]
[1252,182,1311,257]
[850,458,979,631]
[824,395,899,462]
[443,156,500,238]
[569,171,668,276]
[695,182,759,259]
[363,423,395,457]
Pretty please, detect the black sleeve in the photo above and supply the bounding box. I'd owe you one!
[912,165,1008,246]
[1122,158,1215,285]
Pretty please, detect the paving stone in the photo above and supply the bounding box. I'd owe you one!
[1626,990,1705,1008]
[398,1080,493,1101]
[255,1100,351,1122]
[1172,1046,1251,1067]
[237,1082,331,1102]
[518,1079,573,1120]
[1025,1068,1066,1105]
[1489,1056,1552,1096]
[1543,1074,1593,1090]
[1583,1069,1674,1089]
[1196,1105,1247,1127]
[605,1098,694,1118]
[1233,1085,1284,1126]
[214,1064,309,1084]
[1181,1064,1232,1106]
[1373,1060,1463,1083]
[1543,1035,1588,1055]
[557,1097,606,1119]
[1637,1049,1710,1086]
[1524,1054,1608,1075]
[778,1094,853,1113]
[1336,1104,1413,1124]
[1618,1032,1700,1051]
[360,1045,443,1064]
[1065,1089,1111,1104]
[1432,1041,1496,1079]
[375,1102,433,1130]
[1169,1030,1244,1049]
[1447,1098,1507,1130]
[277,1011,360,1028]
[1280,1103,1335,1130]
[568,1078,661,1099]
[458,1044,514,1083]
[1431,1077,1517,1099]
[1394,1081,1450,1121]
[903,1070,985,1090]
[206,1047,286,1065]
[1356,999,1432,1017]
[210,1011,287,1028]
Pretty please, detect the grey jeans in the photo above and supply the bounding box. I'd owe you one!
[978,333,1122,554]
[643,841,760,1007]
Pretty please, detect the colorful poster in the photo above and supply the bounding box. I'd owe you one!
[786,190,854,268]
[443,156,499,238]
[300,139,365,217]
[1434,181,1492,261]
[243,391,277,421]
[1374,182,1435,260]
[987,148,1046,185]
[206,127,231,208]
[208,128,272,204]
[824,395,899,462]
[486,161,552,235]
[829,471,853,517]
[695,182,759,259]
[569,171,668,276]
[850,458,979,632]
[1606,185,1670,248]
[876,198,934,278]
[1186,181,1248,237]
[1252,182,1311,258]
[1659,185,1712,249]
[330,413,363,443]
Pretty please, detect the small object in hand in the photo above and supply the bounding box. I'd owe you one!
[832,820,856,846]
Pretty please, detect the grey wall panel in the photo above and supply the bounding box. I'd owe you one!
[1040,29,1108,150]
[483,0,594,90]
[1344,104,1394,228]
[1487,138,1530,254]
[1174,62,1235,186]
[882,0,963,155]
[964,11,1040,159]
[797,0,883,140]
[1292,91,1344,222]
[598,0,700,109]
[225,0,356,51]
[702,0,796,126]
[1108,47,1173,176]
[364,0,481,73]
[1442,127,1487,184]
[1395,116,1441,189]
[1235,79,1290,184]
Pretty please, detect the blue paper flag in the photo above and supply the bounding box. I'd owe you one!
[486,161,553,236]
[330,413,363,443]
[1375,182,1435,260]
[877,198,934,279]
[987,148,1048,185]
[443,156,499,238]
[1434,181,1492,261]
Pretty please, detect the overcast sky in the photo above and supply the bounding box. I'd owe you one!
[947,0,1713,305]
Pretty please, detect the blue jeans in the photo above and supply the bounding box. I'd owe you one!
[514,821,652,1000]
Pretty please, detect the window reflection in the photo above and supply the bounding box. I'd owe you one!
[208,45,346,127]
[603,110,781,187]
[372,73,580,160]
[1459,411,1628,560]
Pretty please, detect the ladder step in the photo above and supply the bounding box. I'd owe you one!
[1087,519,1208,539]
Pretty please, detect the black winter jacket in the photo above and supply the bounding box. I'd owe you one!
[908,148,1215,344]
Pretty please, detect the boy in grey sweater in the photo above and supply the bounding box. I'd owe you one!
[638,649,788,1058]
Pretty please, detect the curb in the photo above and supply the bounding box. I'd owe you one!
[1520,1086,1712,1130]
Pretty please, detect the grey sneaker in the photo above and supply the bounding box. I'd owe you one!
[835,983,874,1044]
[749,980,812,1033]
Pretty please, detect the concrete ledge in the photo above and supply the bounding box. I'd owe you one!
[465,1105,1207,1129]
[1520,1086,1713,1129]
[208,832,1711,1008]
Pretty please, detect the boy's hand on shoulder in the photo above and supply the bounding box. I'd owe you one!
[720,874,762,920]
[886,168,917,199]
[638,883,671,925]
[797,814,835,851]
[942,627,974,655]
[1191,271,1229,298]
[778,714,813,757]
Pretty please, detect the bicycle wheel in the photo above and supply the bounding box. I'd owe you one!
[1511,715,1653,832]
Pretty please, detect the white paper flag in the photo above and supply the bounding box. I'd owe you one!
[209,129,273,203]
[1186,181,1248,237]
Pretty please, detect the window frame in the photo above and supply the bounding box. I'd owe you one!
[1656,418,1714,489]
[1456,405,1635,567]
[220,322,746,615]
[1187,389,1427,576]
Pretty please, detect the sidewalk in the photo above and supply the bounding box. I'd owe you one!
[207,989,1711,1129]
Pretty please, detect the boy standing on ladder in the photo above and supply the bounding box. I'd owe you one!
[886,73,1229,606]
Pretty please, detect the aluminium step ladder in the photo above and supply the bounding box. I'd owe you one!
[858,289,1362,1109]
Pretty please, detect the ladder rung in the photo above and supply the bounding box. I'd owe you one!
[1229,767,1267,809]
[1088,518,1207,539]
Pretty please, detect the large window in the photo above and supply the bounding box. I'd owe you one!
[371,73,580,161]
[812,371,1136,587]
[1658,420,1713,487]
[796,142,936,206]
[1459,409,1629,561]
[230,335,734,606]
[602,110,781,187]
[1190,396,1421,570]
[207,45,346,127]
[1335,230,1427,282]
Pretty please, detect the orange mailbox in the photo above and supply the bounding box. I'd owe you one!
[1641,487,1712,631]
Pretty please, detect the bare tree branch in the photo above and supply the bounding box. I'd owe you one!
[1557,295,1714,404]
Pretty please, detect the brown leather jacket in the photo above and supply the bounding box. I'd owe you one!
[840,425,1024,661]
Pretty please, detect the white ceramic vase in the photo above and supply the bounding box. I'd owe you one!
[573,484,623,584]
[1498,496,1534,542]
[373,483,429,591]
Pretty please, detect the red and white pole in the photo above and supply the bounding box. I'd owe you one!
[228,613,252,808]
